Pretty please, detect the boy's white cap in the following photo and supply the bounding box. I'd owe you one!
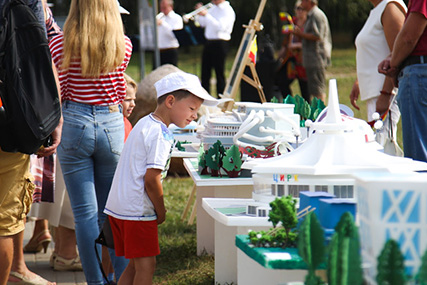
[117,1,130,14]
[154,72,219,106]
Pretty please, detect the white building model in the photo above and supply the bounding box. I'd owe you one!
[245,79,427,217]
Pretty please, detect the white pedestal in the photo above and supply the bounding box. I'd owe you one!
[183,159,254,256]
[203,198,272,284]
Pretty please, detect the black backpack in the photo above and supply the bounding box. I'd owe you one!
[0,0,61,154]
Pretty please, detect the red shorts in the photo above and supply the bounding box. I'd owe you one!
[109,216,160,259]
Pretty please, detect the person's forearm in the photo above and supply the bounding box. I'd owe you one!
[145,173,166,216]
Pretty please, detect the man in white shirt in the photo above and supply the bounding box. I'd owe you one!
[196,0,235,96]
[157,0,183,66]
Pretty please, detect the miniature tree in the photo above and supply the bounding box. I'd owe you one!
[175,141,185,152]
[221,145,243,178]
[248,195,298,248]
[268,195,298,246]
[376,239,406,285]
[205,140,225,177]
[327,212,363,285]
[309,97,326,121]
[298,212,325,285]
[284,94,321,126]
[198,143,209,175]
[284,94,296,106]
[416,249,427,283]
[270,96,279,103]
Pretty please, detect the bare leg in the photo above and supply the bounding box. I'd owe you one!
[8,230,55,284]
[117,259,135,285]
[0,235,13,285]
[102,246,114,281]
[133,256,156,285]
[55,226,78,259]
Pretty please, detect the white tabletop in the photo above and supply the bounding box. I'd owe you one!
[202,198,272,227]
[183,158,254,187]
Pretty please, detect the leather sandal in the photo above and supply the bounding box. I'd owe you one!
[53,254,83,271]
[7,271,52,285]
[23,230,52,254]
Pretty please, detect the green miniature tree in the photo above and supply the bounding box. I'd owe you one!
[284,94,322,126]
[205,140,225,177]
[221,145,243,178]
[248,195,298,248]
[416,249,427,284]
[376,239,406,285]
[175,141,185,152]
[198,150,209,175]
[198,143,209,175]
[327,212,363,285]
[284,94,296,106]
[309,97,326,121]
[270,96,279,103]
[298,212,326,285]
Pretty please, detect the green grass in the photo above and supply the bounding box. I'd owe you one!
[155,177,214,285]
[134,47,402,284]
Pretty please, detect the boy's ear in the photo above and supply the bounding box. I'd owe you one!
[164,94,175,108]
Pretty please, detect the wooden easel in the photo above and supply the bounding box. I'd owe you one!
[221,0,267,112]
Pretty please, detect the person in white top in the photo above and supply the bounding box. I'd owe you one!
[104,72,218,284]
[157,0,183,66]
[196,0,235,96]
[350,0,406,146]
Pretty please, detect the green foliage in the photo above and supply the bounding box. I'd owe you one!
[270,96,279,103]
[154,177,214,284]
[376,239,406,285]
[205,140,225,171]
[284,94,325,126]
[309,97,326,121]
[298,212,325,284]
[249,196,299,248]
[198,150,207,169]
[221,145,243,177]
[327,212,363,285]
[175,140,190,152]
[417,249,427,284]
[269,195,298,230]
[248,228,297,248]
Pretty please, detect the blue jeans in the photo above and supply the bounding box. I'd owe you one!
[397,64,427,162]
[58,101,128,284]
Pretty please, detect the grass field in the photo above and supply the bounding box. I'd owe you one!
[127,46,403,284]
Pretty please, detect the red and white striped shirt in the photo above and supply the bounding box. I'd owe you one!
[49,34,133,106]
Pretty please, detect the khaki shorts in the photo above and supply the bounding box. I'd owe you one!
[0,150,34,236]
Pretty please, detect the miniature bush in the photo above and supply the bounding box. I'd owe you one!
[248,195,298,248]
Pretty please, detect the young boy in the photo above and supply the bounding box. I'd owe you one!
[104,71,218,284]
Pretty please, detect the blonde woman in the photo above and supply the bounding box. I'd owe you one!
[49,0,132,283]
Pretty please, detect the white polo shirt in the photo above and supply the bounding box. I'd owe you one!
[104,114,173,221]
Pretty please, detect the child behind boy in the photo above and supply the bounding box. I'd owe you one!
[104,71,218,284]
[122,73,137,141]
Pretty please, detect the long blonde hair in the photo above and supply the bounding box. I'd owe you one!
[61,0,126,77]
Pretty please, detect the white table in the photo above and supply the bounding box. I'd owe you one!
[182,158,254,255]
[202,198,272,284]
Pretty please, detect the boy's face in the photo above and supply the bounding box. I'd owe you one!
[122,86,136,118]
[170,95,203,128]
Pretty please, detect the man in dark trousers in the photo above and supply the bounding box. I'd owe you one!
[196,0,235,97]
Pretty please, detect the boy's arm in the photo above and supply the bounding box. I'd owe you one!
[145,168,167,225]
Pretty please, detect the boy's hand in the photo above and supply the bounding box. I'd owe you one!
[157,209,167,225]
